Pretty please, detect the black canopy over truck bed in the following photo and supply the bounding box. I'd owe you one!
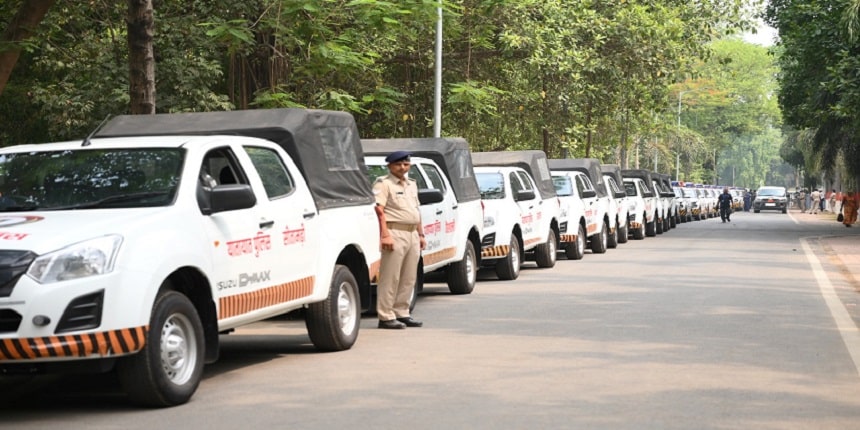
[620,168,657,188]
[96,108,373,210]
[547,158,609,198]
[361,137,481,203]
[471,150,556,200]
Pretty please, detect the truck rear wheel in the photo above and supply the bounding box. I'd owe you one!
[495,236,521,280]
[535,230,558,268]
[306,265,360,352]
[447,241,477,295]
[117,290,204,407]
[565,223,586,260]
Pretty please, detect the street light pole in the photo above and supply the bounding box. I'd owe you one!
[433,5,442,138]
[676,88,707,180]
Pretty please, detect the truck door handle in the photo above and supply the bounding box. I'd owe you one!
[259,220,275,229]
[435,209,443,215]
[303,211,316,219]
[452,205,458,210]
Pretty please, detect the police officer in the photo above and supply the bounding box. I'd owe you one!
[373,150,426,329]
[718,187,733,223]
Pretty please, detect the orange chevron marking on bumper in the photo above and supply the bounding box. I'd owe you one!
[0,326,147,361]
[481,245,510,258]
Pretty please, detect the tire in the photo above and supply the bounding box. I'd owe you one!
[409,259,423,312]
[447,241,477,295]
[655,215,664,234]
[669,213,677,228]
[607,220,619,249]
[306,264,360,352]
[495,235,521,280]
[117,290,205,407]
[535,230,558,268]
[754,209,760,213]
[645,217,657,237]
[565,222,586,260]
[617,221,629,244]
[590,221,608,254]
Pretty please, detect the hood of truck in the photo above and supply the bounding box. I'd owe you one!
[0,209,165,254]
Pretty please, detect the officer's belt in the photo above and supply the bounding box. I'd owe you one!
[386,222,418,232]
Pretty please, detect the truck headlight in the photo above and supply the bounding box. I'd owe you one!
[27,235,123,284]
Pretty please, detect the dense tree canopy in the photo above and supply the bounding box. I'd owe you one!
[1,0,773,180]
[766,0,860,188]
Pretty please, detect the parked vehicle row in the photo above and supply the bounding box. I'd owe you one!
[0,108,731,407]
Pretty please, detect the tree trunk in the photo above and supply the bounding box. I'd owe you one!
[0,0,56,97]
[127,0,155,114]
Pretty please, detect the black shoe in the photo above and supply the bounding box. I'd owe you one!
[396,317,423,327]
[378,319,406,329]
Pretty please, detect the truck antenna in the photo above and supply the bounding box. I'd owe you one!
[81,115,112,147]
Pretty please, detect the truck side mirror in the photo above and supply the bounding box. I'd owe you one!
[418,189,445,205]
[515,190,536,201]
[581,189,597,198]
[203,184,257,215]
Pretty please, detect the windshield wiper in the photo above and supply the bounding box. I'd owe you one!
[50,191,170,210]
[0,204,40,212]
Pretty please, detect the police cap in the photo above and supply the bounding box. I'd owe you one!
[385,150,411,163]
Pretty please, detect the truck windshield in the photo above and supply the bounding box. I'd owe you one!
[552,176,574,197]
[476,172,505,200]
[0,148,184,211]
[623,182,637,197]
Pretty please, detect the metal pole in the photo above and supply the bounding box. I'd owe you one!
[433,6,442,138]
[677,91,684,180]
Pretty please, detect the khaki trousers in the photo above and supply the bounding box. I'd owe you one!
[377,228,420,321]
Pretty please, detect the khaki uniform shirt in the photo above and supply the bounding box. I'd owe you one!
[373,173,420,224]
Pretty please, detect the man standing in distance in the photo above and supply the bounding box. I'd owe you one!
[373,151,426,329]
[718,187,734,223]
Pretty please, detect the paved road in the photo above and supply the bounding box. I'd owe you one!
[3,210,860,429]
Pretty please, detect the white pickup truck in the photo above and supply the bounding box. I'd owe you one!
[0,109,381,407]
[622,169,663,237]
[362,138,483,295]
[473,151,560,280]
[622,175,658,239]
[599,164,630,244]
[549,158,616,254]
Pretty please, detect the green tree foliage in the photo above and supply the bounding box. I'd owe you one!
[1,0,759,184]
[766,0,860,187]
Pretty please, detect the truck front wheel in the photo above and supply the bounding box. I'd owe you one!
[495,236,521,280]
[117,290,205,407]
[565,223,586,260]
[591,221,608,254]
[535,230,558,268]
[447,241,477,295]
[607,221,619,249]
[306,265,360,352]
[617,220,629,244]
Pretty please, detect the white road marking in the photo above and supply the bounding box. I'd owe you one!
[801,237,860,376]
